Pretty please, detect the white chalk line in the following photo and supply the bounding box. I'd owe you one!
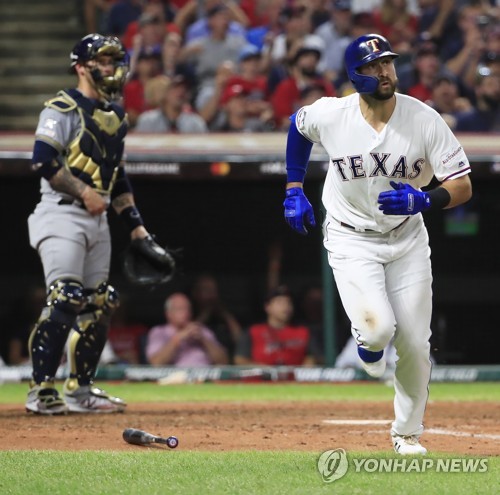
[323,419,392,425]
[322,419,500,441]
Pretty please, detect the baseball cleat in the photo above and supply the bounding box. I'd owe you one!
[63,381,126,413]
[26,384,69,415]
[359,356,386,378]
[392,434,427,455]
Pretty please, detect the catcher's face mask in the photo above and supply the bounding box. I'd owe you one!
[70,34,129,100]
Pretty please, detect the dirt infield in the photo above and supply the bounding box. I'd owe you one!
[1,401,498,455]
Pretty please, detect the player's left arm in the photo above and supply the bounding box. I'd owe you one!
[110,164,149,240]
[378,176,472,215]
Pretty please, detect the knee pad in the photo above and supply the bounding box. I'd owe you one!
[29,279,84,384]
[46,279,86,325]
[86,282,120,323]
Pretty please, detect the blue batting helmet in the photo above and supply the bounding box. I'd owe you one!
[344,34,399,93]
[70,33,129,100]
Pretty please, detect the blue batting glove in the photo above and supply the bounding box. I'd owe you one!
[283,187,316,235]
[378,181,431,215]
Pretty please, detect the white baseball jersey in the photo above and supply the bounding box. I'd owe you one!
[295,92,471,233]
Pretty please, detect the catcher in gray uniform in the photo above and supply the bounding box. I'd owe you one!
[26,34,175,415]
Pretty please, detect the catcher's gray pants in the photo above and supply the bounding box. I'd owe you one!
[28,197,111,289]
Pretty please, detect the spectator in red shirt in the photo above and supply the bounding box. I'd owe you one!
[398,41,443,102]
[234,286,315,366]
[372,0,418,55]
[123,52,163,127]
[271,44,335,130]
[122,0,178,51]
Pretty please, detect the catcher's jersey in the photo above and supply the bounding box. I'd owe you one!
[295,92,471,233]
[34,89,127,201]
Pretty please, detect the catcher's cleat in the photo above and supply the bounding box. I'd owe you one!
[63,381,126,413]
[26,384,69,415]
[392,434,428,455]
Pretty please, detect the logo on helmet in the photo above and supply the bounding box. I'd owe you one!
[365,39,381,53]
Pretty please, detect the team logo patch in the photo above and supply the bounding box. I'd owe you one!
[38,118,58,138]
[296,107,307,130]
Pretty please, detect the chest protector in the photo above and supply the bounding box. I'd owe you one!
[44,89,128,194]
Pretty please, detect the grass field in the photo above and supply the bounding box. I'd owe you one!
[0,381,498,495]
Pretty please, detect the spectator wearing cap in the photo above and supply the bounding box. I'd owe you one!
[299,82,328,107]
[178,4,247,112]
[106,0,143,37]
[123,52,163,127]
[426,74,472,130]
[222,45,273,120]
[209,81,273,132]
[455,67,500,132]
[405,42,444,102]
[349,11,377,39]
[262,4,325,70]
[127,11,168,77]
[122,1,178,51]
[314,0,354,88]
[174,0,249,43]
[270,44,335,130]
[134,75,208,133]
[161,31,198,89]
[234,286,315,366]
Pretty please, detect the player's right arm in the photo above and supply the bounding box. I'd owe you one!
[32,141,106,215]
[283,108,317,235]
[32,107,106,215]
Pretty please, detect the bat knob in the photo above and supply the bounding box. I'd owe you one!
[166,436,179,449]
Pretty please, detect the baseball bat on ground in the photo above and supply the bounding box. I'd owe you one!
[123,428,179,448]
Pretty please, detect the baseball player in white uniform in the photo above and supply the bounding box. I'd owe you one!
[283,34,472,455]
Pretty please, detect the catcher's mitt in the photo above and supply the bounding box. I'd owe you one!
[123,235,176,286]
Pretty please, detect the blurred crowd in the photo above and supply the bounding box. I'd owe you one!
[80,0,499,133]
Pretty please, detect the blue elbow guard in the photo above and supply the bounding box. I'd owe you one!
[32,140,62,180]
[286,113,313,183]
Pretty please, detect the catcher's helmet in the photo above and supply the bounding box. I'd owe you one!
[344,34,399,94]
[70,33,129,100]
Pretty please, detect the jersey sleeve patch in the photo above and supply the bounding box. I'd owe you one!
[440,145,467,169]
[37,117,59,139]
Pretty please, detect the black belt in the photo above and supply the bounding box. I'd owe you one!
[338,216,410,233]
[57,198,85,209]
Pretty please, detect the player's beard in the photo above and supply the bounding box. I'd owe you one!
[370,77,398,101]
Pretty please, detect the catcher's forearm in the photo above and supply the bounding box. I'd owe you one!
[112,192,147,235]
[111,192,135,214]
[49,166,88,199]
